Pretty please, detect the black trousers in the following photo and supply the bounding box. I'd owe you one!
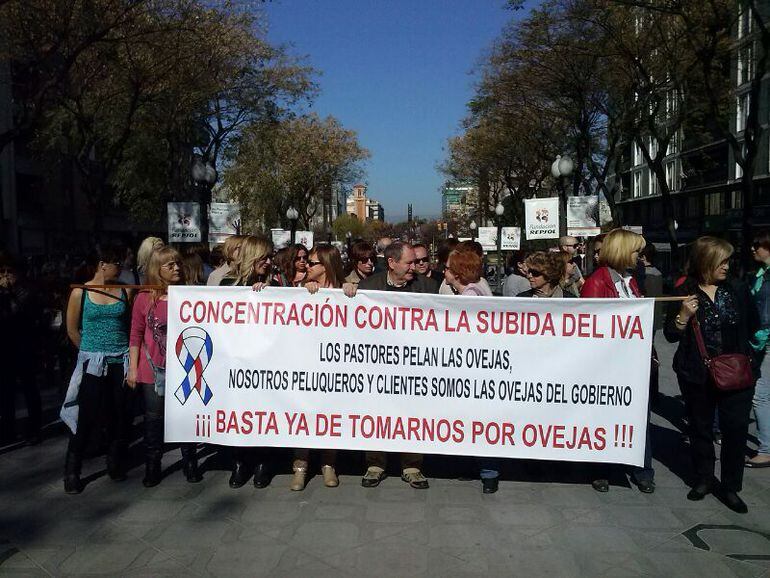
[67,363,132,457]
[680,378,754,492]
[140,382,195,462]
[0,358,41,442]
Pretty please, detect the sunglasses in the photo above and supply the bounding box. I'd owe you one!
[161,261,180,270]
[357,257,375,263]
[307,260,322,267]
[528,269,544,278]
[295,255,308,262]
[414,257,430,264]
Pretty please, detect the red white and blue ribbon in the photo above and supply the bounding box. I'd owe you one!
[175,327,213,405]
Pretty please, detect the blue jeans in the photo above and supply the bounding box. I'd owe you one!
[479,458,501,479]
[754,352,770,455]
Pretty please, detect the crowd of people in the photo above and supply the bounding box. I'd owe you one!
[0,227,767,514]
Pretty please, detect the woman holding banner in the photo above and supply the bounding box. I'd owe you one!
[443,247,501,492]
[61,244,134,494]
[224,236,280,488]
[665,237,757,513]
[292,244,347,490]
[127,246,202,487]
[516,252,574,299]
[344,241,376,287]
[581,228,656,494]
[274,244,309,287]
[748,231,770,468]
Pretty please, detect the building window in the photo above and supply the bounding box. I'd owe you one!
[665,161,680,191]
[648,168,658,196]
[738,5,753,40]
[736,93,750,133]
[688,195,700,217]
[731,190,743,209]
[648,137,658,159]
[705,192,724,216]
[633,142,643,167]
[736,162,744,180]
[666,130,680,157]
[737,44,754,86]
[633,171,643,198]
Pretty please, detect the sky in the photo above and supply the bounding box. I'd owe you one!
[262,0,531,223]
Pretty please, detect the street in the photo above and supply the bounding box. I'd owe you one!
[0,336,768,577]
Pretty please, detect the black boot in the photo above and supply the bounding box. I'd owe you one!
[253,462,271,488]
[229,460,250,488]
[142,459,162,488]
[181,446,203,483]
[106,442,127,482]
[64,451,83,494]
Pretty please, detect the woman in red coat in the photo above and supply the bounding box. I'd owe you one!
[581,228,655,493]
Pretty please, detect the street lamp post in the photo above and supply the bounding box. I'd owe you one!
[495,203,504,293]
[551,154,574,237]
[286,207,299,245]
[191,155,217,244]
[470,220,477,241]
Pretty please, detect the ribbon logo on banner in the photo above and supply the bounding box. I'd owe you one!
[175,327,214,406]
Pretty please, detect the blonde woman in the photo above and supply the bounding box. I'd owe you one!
[220,236,279,488]
[128,246,201,487]
[207,234,245,286]
[581,228,655,494]
[135,236,164,284]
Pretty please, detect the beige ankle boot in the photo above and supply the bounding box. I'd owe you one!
[321,465,338,487]
[291,460,307,491]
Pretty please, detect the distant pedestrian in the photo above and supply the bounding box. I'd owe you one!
[135,237,164,285]
[207,235,244,286]
[502,250,531,297]
[373,237,393,273]
[517,251,575,299]
[748,231,770,468]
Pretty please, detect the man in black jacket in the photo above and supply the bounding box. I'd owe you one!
[344,241,437,489]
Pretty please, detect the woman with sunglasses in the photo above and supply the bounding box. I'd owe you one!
[274,244,309,287]
[61,244,134,493]
[127,246,202,487]
[516,252,574,298]
[292,244,347,490]
[222,236,281,488]
[344,241,376,287]
[581,228,656,494]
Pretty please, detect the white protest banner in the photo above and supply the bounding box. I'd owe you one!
[208,203,241,245]
[524,197,560,240]
[168,202,201,243]
[271,229,291,250]
[166,287,653,466]
[567,196,601,237]
[295,231,314,250]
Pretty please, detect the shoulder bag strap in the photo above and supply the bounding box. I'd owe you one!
[691,316,711,364]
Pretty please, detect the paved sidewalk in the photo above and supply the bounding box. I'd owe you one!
[0,337,768,577]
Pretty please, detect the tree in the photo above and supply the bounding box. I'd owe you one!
[332,213,365,242]
[224,113,370,233]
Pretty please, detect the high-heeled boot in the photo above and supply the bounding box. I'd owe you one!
[142,458,162,488]
[181,445,202,483]
[106,442,127,481]
[64,451,83,494]
[291,459,308,491]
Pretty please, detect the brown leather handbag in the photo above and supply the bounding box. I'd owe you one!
[691,317,754,391]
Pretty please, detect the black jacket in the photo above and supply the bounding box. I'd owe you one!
[358,271,439,294]
[664,278,758,385]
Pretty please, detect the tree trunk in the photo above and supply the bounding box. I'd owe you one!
[650,159,680,271]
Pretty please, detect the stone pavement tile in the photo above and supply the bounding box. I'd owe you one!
[436,505,484,523]
[368,484,430,504]
[623,550,767,578]
[49,541,151,575]
[115,499,188,523]
[425,483,483,506]
[151,520,240,549]
[239,500,305,526]
[203,542,290,577]
[364,501,425,523]
[602,505,699,531]
[485,502,565,528]
[313,503,361,521]
[313,532,480,576]
[427,523,502,550]
[283,520,363,558]
[516,524,665,553]
[533,483,604,507]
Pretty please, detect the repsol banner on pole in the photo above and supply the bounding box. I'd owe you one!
[165,287,654,466]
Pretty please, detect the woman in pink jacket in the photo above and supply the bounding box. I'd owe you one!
[127,246,202,487]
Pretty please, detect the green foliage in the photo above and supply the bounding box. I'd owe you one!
[224,113,370,233]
